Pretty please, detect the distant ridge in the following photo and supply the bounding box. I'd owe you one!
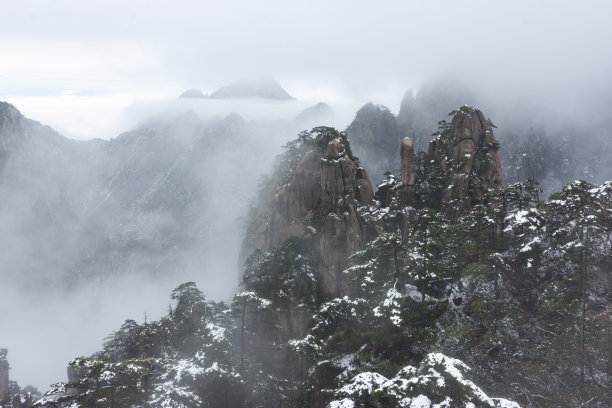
[179,77,294,100]
[179,88,206,98]
[295,102,332,122]
[211,77,294,100]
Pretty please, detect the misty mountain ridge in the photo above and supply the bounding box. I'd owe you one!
[179,77,295,100]
[1,80,610,292]
[0,103,291,293]
[1,77,612,404]
[6,105,609,408]
[0,96,345,330]
[1,99,328,392]
[344,85,612,195]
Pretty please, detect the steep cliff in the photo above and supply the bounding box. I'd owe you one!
[319,133,376,294]
[242,127,376,295]
[243,107,504,295]
[427,106,503,217]
[399,136,417,205]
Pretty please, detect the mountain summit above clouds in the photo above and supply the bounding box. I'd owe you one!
[180,77,294,100]
[210,77,294,100]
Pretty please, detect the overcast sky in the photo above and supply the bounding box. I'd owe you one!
[1,0,611,138]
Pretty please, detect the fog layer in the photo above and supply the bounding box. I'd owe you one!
[0,97,336,389]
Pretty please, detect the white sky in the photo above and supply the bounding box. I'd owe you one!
[2,0,612,139]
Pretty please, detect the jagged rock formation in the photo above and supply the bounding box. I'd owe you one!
[345,81,607,201]
[399,137,416,205]
[242,128,376,295]
[400,137,415,186]
[241,147,320,255]
[428,106,503,217]
[319,134,376,294]
[244,107,503,295]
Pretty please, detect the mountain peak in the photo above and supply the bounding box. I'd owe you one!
[0,102,35,154]
[0,102,28,135]
[210,77,294,100]
[179,88,206,98]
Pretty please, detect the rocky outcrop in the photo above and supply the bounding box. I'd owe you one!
[67,364,85,383]
[399,137,416,205]
[242,128,376,295]
[241,148,321,257]
[243,108,502,293]
[319,135,375,294]
[428,106,503,217]
[355,167,374,204]
[400,138,416,186]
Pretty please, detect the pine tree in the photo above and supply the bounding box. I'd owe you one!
[405,208,448,301]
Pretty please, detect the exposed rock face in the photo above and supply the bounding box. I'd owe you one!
[319,135,372,294]
[241,149,321,257]
[242,128,376,295]
[0,348,9,400]
[428,107,503,216]
[67,364,85,383]
[399,137,416,205]
[355,167,374,204]
[346,103,400,185]
[400,138,416,186]
[243,108,503,297]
